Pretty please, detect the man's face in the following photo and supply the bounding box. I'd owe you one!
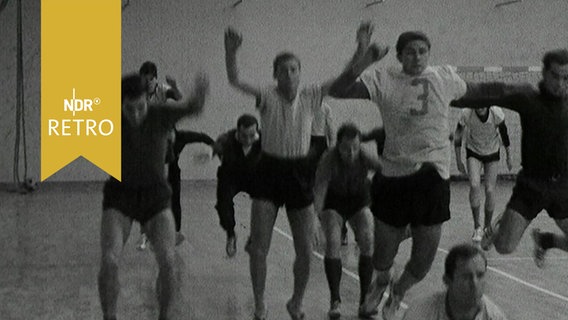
[446,254,487,306]
[122,95,148,127]
[543,62,568,98]
[142,73,158,94]
[237,124,258,148]
[275,58,301,94]
[338,136,361,164]
[398,40,430,76]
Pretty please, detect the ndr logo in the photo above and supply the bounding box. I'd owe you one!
[64,88,101,116]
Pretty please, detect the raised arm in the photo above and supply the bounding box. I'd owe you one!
[327,22,389,99]
[160,72,209,123]
[165,75,183,101]
[224,27,262,98]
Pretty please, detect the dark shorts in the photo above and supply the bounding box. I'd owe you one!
[370,165,450,228]
[324,192,370,220]
[251,153,314,210]
[508,171,568,220]
[466,148,500,164]
[102,179,172,225]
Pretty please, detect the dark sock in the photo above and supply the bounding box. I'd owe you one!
[324,257,342,303]
[103,317,117,320]
[540,232,555,250]
[227,229,235,237]
[358,255,373,305]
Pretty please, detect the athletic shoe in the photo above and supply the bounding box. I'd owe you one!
[382,280,403,320]
[359,273,388,316]
[328,300,341,320]
[358,304,378,319]
[137,233,149,251]
[480,226,496,251]
[532,228,546,269]
[472,227,484,243]
[286,300,305,320]
[226,234,237,257]
[175,232,186,246]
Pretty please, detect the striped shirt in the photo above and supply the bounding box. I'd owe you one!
[257,84,323,158]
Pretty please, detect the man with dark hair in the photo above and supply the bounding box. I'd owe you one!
[214,113,261,257]
[403,243,507,320]
[314,123,381,319]
[450,49,568,269]
[99,72,208,320]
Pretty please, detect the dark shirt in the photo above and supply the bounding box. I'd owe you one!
[217,129,262,178]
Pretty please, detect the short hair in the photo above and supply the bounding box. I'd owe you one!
[273,52,301,77]
[237,113,258,130]
[336,122,361,143]
[542,49,568,70]
[396,31,431,55]
[139,61,158,78]
[444,243,487,280]
[122,73,145,103]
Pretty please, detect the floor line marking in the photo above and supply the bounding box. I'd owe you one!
[437,247,568,303]
[274,226,409,310]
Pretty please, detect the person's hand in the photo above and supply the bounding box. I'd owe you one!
[165,75,178,89]
[457,160,467,174]
[190,72,209,113]
[356,21,374,48]
[351,43,389,75]
[224,27,243,53]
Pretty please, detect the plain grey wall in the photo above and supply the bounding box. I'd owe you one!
[1,0,568,182]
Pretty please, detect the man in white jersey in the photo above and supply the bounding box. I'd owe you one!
[223,27,389,320]
[403,243,507,320]
[328,22,468,319]
[454,107,512,243]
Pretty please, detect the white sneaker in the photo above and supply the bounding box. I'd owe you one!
[382,280,403,320]
[472,227,484,243]
[532,228,546,269]
[359,273,388,316]
[137,233,149,251]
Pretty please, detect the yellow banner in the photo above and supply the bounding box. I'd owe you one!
[41,0,121,181]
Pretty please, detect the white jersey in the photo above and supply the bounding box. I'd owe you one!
[360,65,467,179]
[403,292,508,320]
[257,84,323,158]
[459,107,505,156]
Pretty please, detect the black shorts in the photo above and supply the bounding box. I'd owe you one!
[466,148,500,164]
[370,165,450,228]
[508,171,568,220]
[251,153,314,210]
[102,179,172,225]
[324,191,370,220]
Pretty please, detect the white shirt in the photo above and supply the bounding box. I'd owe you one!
[459,106,505,156]
[257,84,323,158]
[360,65,467,179]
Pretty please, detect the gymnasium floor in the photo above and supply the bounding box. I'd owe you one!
[1,180,567,320]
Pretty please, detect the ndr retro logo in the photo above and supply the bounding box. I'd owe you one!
[48,88,114,136]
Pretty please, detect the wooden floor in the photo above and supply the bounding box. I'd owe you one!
[1,180,567,320]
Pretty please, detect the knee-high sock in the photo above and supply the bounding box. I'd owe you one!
[324,257,342,303]
[358,255,373,305]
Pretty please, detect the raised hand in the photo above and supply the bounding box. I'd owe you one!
[356,21,374,48]
[190,72,209,114]
[165,75,178,89]
[224,27,243,53]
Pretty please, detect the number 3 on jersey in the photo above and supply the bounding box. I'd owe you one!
[410,78,429,116]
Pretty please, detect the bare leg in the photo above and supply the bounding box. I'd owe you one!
[467,157,483,230]
[248,199,278,318]
[98,208,133,319]
[145,208,177,320]
[483,161,499,229]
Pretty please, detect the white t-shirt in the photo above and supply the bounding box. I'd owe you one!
[360,65,467,179]
[403,292,508,320]
[256,84,323,158]
[459,106,505,156]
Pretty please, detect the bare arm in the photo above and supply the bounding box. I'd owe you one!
[224,27,262,98]
[454,123,466,174]
[160,72,209,123]
[165,75,183,101]
[451,82,532,112]
[327,22,389,99]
